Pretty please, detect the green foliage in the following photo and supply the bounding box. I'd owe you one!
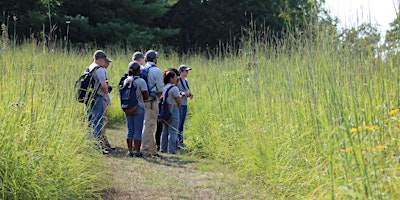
[183,24,400,198]
[0,45,107,199]
[385,7,400,55]
[157,0,321,52]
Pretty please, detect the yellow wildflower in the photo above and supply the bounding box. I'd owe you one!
[340,148,351,153]
[350,125,378,133]
[389,108,399,115]
[365,125,379,131]
[372,145,387,151]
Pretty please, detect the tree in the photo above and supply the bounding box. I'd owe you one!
[157,0,319,52]
[385,10,400,55]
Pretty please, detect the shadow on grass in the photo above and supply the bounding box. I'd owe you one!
[106,146,196,169]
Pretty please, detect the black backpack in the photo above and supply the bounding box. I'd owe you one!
[75,66,100,104]
[158,85,174,124]
[118,74,139,113]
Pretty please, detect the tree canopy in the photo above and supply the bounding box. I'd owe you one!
[1,0,325,51]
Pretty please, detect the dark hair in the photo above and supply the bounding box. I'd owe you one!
[167,68,180,76]
[163,70,176,84]
[128,67,140,76]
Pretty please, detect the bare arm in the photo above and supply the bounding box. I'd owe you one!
[175,96,181,109]
[100,80,108,94]
[142,91,149,100]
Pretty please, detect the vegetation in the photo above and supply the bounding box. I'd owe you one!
[2,2,400,199]
[0,42,107,199]
[1,0,324,52]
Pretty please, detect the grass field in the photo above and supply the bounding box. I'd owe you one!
[1,27,400,199]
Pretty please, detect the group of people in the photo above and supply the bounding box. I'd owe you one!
[84,49,193,157]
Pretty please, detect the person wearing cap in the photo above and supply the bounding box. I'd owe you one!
[141,49,164,157]
[132,51,145,67]
[176,65,193,149]
[85,50,113,154]
[118,61,149,157]
[155,68,180,151]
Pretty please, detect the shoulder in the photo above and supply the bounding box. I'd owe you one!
[135,77,147,87]
[171,86,180,96]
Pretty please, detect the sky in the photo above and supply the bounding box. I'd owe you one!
[324,0,399,35]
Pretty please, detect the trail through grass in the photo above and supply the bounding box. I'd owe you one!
[101,126,269,200]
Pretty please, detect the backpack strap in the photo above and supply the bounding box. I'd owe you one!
[145,63,157,90]
[163,85,174,104]
[179,78,190,91]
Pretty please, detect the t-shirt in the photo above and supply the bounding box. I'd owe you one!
[86,63,111,105]
[133,76,147,108]
[163,83,180,106]
[177,77,190,106]
[146,62,164,93]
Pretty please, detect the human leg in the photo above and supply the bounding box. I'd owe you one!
[155,121,162,151]
[141,100,158,156]
[167,106,180,154]
[177,105,188,146]
[89,96,105,147]
[133,106,145,157]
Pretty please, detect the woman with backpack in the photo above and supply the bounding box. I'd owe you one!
[119,61,148,157]
[160,70,181,154]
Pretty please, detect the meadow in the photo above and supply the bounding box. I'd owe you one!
[1,27,400,199]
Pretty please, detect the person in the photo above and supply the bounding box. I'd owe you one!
[132,51,146,67]
[155,68,179,151]
[177,65,193,149]
[141,50,164,157]
[86,50,112,154]
[160,70,181,154]
[119,61,149,157]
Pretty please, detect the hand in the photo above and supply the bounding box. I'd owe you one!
[188,92,193,99]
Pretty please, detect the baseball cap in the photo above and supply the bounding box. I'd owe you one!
[178,65,191,71]
[128,61,141,70]
[145,50,158,60]
[94,50,112,62]
[132,52,144,60]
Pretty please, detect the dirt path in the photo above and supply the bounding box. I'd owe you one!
[101,126,266,200]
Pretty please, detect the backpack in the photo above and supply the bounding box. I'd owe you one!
[158,85,174,124]
[118,74,139,113]
[140,63,157,98]
[75,66,100,104]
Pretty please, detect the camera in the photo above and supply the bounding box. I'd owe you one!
[108,85,113,93]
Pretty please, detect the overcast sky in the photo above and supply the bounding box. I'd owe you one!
[324,0,399,34]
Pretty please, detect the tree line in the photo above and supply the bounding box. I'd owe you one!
[1,0,327,52]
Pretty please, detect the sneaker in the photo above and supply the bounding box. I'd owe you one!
[135,152,143,157]
[152,153,162,158]
[102,150,109,155]
[106,146,116,151]
[177,144,185,150]
[126,151,135,157]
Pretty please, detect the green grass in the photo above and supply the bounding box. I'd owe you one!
[183,32,400,198]
[2,26,400,199]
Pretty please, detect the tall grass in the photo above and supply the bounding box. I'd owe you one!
[2,22,400,199]
[0,43,108,199]
[185,27,400,198]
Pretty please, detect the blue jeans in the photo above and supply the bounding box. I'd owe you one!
[178,105,188,142]
[88,96,106,143]
[160,105,180,154]
[125,106,145,139]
